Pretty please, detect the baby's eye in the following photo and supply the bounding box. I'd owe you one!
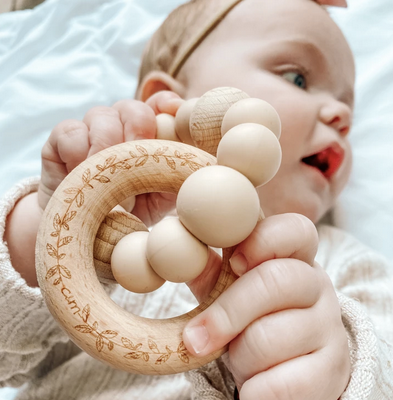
[282,72,307,89]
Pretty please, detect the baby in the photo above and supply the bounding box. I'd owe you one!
[2,0,393,399]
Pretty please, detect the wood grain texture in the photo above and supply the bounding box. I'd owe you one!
[94,209,148,283]
[35,139,237,375]
[189,87,249,155]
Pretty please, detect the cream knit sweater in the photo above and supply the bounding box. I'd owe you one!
[1,178,392,399]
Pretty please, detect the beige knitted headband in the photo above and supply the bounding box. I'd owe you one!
[167,0,245,77]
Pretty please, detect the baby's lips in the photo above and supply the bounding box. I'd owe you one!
[320,143,345,179]
[316,0,347,7]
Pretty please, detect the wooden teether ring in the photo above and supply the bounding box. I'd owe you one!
[35,139,237,375]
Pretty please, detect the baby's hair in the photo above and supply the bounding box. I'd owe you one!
[137,0,244,88]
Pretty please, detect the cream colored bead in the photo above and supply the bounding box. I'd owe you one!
[111,231,165,293]
[156,113,180,142]
[177,165,260,248]
[119,195,136,212]
[175,98,198,145]
[146,217,209,283]
[221,98,281,139]
[217,123,282,187]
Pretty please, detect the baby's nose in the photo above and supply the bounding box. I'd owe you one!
[319,99,352,136]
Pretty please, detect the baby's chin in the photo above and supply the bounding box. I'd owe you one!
[260,196,331,225]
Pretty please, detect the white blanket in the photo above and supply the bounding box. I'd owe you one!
[1,0,393,253]
[0,0,392,398]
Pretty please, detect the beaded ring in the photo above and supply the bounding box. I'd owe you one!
[35,87,282,375]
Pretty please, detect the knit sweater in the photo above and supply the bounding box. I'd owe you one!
[0,178,392,399]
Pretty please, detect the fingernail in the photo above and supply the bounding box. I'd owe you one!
[230,253,248,276]
[184,325,209,354]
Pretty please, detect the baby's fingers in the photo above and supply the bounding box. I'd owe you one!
[112,99,157,141]
[240,349,349,400]
[145,90,184,116]
[230,213,319,276]
[39,120,90,209]
[183,259,321,356]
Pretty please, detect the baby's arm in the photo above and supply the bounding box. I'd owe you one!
[185,214,351,399]
[5,93,182,288]
[1,93,182,387]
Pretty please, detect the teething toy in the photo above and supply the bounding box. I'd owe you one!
[35,87,282,375]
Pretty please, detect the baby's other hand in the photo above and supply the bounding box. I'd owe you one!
[39,92,183,225]
[185,214,350,400]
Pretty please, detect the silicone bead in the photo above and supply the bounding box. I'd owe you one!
[221,98,281,139]
[146,217,209,283]
[175,98,199,145]
[176,165,260,248]
[156,113,180,142]
[217,123,282,187]
[111,231,165,293]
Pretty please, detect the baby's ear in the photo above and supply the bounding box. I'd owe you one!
[136,71,185,102]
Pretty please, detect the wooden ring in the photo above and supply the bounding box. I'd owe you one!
[36,140,237,375]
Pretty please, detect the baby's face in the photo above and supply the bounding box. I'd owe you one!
[178,0,355,223]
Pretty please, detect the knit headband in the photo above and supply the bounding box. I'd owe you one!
[168,0,245,77]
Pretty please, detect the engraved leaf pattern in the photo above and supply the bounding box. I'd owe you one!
[148,339,159,354]
[45,266,58,280]
[59,266,71,279]
[75,325,93,334]
[82,305,90,323]
[156,354,170,365]
[164,157,176,170]
[46,243,58,258]
[59,236,73,247]
[96,335,104,352]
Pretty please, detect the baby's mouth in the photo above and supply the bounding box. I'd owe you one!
[301,144,345,180]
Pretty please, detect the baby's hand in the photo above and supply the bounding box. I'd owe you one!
[39,92,183,225]
[185,214,350,400]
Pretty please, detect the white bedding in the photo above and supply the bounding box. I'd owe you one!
[0,0,392,398]
[1,0,392,254]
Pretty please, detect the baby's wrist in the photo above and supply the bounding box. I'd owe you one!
[5,192,43,287]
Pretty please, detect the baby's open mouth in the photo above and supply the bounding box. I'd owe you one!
[302,144,344,179]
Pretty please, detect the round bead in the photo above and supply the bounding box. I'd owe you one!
[119,195,136,212]
[111,231,165,293]
[156,113,180,142]
[221,98,281,139]
[217,123,282,187]
[175,98,198,145]
[176,165,260,248]
[189,87,249,155]
[146,217,209,283]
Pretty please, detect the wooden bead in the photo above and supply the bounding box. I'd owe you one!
[217,123,282,187]
[146,217,209,283]
[111,231,166,293]
[156,113,180,142]
[189,87,249,155]
[221,98,281,139]
[175,98,199,145]
[94,209,148,283]
[176,165,260,248]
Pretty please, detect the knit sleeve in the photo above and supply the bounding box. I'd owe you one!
[186,355,236,400]
[0,178,71,387]
[317,225,393,399]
